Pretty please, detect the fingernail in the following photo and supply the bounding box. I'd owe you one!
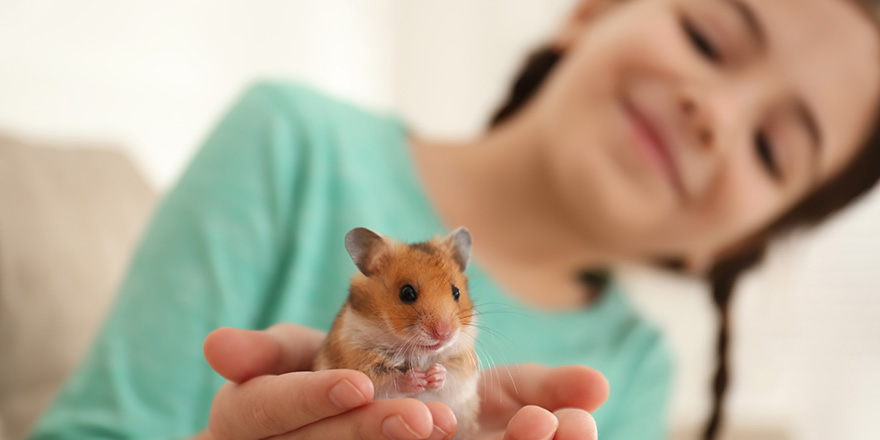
[329,379,367,409]
[382,414,424,440]
[537,419,559,440]
[428,424,450,440]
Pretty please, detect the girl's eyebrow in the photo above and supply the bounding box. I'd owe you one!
[721,0,766,50]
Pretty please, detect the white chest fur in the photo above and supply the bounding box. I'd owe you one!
[339,308,481,438]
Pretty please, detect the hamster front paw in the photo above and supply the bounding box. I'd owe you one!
[399,368,428,394]
[425,363,446,390]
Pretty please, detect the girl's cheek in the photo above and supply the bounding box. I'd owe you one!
[696,161,781,249]
[615,9,699,79]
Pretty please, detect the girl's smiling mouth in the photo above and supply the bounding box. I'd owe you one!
[623,97,686,199]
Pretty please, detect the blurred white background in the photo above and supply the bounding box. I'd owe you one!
[1,1,879,439]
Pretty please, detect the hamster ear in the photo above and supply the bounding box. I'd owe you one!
[441,227,472,272]
[345,227,392,276]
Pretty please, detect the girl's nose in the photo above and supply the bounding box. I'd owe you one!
[679,92,716,152]
[678,68,778,157]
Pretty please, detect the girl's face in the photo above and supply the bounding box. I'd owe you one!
[534,0,880,261]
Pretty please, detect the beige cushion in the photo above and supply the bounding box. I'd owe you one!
[0,135,156,440]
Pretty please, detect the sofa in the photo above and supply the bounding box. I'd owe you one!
[0,134,156,440]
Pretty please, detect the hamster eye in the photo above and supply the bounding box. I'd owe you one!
[399,284,417,303]
[452,285,461,302]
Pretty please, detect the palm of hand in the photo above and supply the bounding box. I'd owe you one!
[202,324,607,440]
[474,364,605,440]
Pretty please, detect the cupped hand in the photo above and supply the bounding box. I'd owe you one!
[198,324,456,440]
[197,324,608,440]
[475,364,608,440]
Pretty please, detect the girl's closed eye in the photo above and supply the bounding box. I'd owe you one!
[680,2,760,66]
[755,131,782,181]
[681,15,722,63]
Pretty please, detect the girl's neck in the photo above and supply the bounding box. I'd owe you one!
[409,116,610,309]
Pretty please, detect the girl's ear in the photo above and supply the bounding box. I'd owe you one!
[441,227,472,272]
[553,0,614,51]
[345,227,392,276]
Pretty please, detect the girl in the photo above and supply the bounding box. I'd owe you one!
[31,0,880,439]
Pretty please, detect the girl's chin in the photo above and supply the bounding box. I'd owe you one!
[573,198,672,245]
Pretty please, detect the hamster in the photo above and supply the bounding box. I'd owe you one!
[315,227,480,439]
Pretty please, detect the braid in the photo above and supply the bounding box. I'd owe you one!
[490,46,561,126]
[702,244,766,440]
[702,268,734,439]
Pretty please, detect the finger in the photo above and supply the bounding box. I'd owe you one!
[552,408,597,440]
[424,401,458,440]
[209,369,373,440]
[204,323,325,383]
[503,405,558,440]
[541,365,608,412]
[270,398,439,440]
[481,364,608,413]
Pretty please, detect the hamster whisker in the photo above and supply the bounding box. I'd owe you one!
[455,308,477,321]
[470,301,530,319]
[467,319,520,404]
[389,330,421,358]
[471,308,529,319]
[403,332,425,360]
[476,344,520,405]
[400,332,419,353]
[476,348,505,404]
[477,337,519,388]
[468,323,519,352]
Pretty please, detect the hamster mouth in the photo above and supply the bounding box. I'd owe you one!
[409,329,459,353]
[421,342,444,351]
[411,340,451,353]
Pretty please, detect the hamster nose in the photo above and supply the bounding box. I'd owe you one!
[431,322,452,341]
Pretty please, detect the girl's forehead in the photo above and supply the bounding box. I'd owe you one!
[744,0,880,180]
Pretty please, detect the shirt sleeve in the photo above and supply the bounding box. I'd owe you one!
[29,81,307,440]
[600,332,675,440]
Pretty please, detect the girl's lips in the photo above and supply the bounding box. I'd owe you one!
[623,98,685,197]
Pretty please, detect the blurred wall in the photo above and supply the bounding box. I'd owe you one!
[1,1,879,439]
[0,0,394,187]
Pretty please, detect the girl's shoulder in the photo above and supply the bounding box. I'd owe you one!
[225,80,411,175]
[235,79,405,139]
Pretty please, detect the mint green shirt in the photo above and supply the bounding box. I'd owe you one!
[31,81,673,440]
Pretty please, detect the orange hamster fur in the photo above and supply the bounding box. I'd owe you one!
[314,227,480,439]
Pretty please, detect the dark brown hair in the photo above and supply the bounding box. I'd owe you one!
[490,35,880,438]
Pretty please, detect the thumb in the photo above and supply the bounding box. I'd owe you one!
[203,324,325,383]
